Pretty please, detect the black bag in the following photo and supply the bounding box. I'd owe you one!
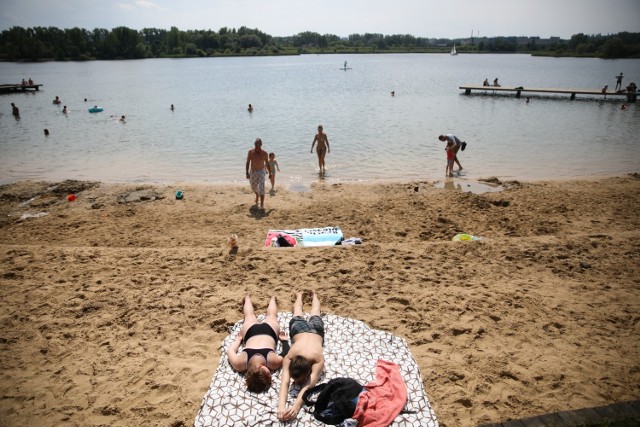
[302,377,363,425]
[276,234,293,247]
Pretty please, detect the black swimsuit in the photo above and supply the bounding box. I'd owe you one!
[242,323,278,368]
[242,347,274,367]
[242,322,278,345]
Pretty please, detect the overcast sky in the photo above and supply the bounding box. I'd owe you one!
[1,0,638,39]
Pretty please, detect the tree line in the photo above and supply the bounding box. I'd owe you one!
[1,25,638,61]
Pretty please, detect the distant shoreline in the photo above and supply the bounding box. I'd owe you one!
[0,50,617,63]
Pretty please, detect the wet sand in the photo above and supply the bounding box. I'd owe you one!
[0,175,639,426]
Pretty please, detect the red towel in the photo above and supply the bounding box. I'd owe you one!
[353,360,407,427]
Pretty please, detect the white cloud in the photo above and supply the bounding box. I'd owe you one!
[136,0,164,10]
[116,3,134,10]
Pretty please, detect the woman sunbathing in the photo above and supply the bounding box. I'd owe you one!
[226,295,289,392]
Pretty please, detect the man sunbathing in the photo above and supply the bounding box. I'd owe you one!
[278,291,325,421]
[226,295,288,393]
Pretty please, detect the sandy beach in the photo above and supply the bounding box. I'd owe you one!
[1,175,639,426]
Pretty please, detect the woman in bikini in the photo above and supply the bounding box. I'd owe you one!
[311,125,330,174]
[226,295,289,392]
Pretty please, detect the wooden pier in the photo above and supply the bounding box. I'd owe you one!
[460,85,636,102]
[0,83,43,93]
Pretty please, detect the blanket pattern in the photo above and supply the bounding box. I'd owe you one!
[194,313,439,426]
[264,227,343,248]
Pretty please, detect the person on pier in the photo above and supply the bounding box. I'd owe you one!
[615,73,624,91]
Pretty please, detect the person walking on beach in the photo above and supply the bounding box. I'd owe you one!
[226,295,289,393]
[246,138,270,209]
[438,134,465,172]
[268,152,280,192]
[278,291,325,422]
[615,73,624,91]
[311,125,330,174]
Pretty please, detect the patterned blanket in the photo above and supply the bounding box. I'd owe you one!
[194,313,439,426]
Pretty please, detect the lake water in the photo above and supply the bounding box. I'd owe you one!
[1,54,639,187]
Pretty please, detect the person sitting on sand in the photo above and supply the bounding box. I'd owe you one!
[226,295,288,393]
[278,291,325,422]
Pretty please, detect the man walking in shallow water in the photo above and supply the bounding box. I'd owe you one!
[246,138,270,209]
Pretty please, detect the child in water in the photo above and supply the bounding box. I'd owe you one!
[268,152,280,191]
[445,140,455,177]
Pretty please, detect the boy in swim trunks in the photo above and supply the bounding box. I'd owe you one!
[277,291,325,422]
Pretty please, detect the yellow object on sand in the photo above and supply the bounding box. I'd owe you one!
[452,233,481,241]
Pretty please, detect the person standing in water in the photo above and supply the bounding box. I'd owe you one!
[311,125,330,174]
[438,134,464,172]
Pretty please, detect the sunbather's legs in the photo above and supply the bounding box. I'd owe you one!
[310,291,320,316]
[265,296,280,335]
[240,295,258,336]
[293,291,304,317]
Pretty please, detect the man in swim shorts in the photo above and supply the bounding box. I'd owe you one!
[278,291,325,422]
[245,138,270,209]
